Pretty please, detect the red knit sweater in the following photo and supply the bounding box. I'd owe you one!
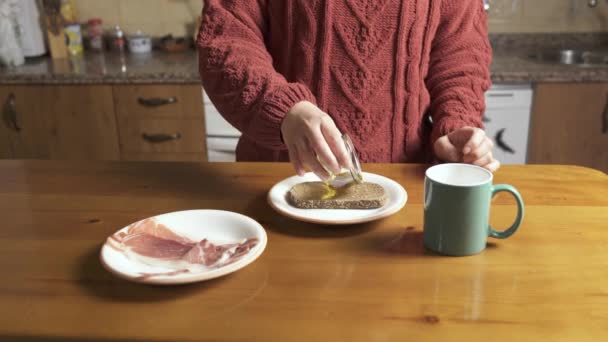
[198,0,492,163]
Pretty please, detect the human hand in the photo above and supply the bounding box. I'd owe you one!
[281,101,351,179]
[433,126,500,172]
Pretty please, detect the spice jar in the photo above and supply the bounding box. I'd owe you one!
[87,18,103,51]
[127,30,152,54]
[106,25,125,53]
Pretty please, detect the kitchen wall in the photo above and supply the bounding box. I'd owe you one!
[72,0,607,36]
[73,0,203,37]
[489,0,608,32]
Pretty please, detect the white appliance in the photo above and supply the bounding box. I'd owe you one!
[15,0,46,57]
[203,91,241,162]
[483,84,533,165]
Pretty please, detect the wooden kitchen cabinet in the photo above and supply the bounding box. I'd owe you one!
[0,85,120,160]
[1,84,208,162]
[528,83,608,173]
[113,85,207,162]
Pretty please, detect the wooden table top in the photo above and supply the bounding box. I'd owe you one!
[0,161,606,342]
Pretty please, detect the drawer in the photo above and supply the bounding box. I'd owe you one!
[113,85,204,119]
[119,118,206,153]
[485,85,533,109]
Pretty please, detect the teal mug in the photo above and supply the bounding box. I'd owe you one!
[423,163,524,256]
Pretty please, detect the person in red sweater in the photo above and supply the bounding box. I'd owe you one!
[198,0,498,179]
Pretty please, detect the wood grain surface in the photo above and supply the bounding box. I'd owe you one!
[0,161,606,342]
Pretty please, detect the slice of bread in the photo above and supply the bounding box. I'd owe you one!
[287,182,388,209]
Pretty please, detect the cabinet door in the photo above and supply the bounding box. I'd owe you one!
[114,85,207,162]
[0,85,120,160]
[0,86,52,159]
[528,83,608,173]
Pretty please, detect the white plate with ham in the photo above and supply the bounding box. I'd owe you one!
[100,210,267,285]
[268,172,407,225]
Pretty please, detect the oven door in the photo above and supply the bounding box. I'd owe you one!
[207,136,239,162]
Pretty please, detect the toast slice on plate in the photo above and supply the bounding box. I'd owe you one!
[287,182,387,209]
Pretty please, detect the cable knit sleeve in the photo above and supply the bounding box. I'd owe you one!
[426,0,492,146]
[197,0,317,150]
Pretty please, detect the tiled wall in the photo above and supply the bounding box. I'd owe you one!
[73,0,607,36]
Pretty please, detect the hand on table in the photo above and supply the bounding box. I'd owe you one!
[433,126,500,172]
[281,101,351,179]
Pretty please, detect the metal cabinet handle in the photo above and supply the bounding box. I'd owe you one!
[2,93,20,132]
[137,96,178,107]
[142,133,181,143]
[602,93,608,135]
[495,128,515,154]
[488,93,515,98]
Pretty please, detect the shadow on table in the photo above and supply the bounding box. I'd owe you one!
[356,226,501,256]
[0,336,176,342]
[76,245,228,303]
[244,193,378,239]
[353,226,438,256]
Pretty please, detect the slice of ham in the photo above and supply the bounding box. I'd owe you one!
[181,238,259,267]
[126,218,195,245]
[121,234,194,260]
[107,218,260,276]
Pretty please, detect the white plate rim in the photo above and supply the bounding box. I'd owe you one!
[99,209,267,285]
[267,172,408,225]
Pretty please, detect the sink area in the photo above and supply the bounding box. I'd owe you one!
[527,49,608,67]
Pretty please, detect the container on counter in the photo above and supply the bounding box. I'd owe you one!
[87,18,104,51]
[127,31,152,54]
[64,23,83,55]
[106,25,126,53]
[60,0,78,23]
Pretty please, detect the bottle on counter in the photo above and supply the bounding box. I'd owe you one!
[59,0,78,23]
[87,18,104,51]
[64,23,83,56]
[106,25,126,53]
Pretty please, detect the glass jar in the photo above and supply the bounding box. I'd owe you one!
[106,25,125,53]
[320,134,363,188]
[87,18,104,51]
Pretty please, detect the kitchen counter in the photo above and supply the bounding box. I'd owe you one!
[0,160,607,341]
[0,50,202,85]
[491,49,608,83]
[1,33,607,84]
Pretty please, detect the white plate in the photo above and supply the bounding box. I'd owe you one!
[100,210,267,285]
[267,172,408,225]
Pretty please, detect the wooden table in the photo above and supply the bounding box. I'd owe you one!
[0,161,607,341]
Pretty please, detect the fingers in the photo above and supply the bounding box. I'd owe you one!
[482,158,501,172]
[461,127,485,155]
[305,127,340,174]
[433,135,460,162]
[321,119,351,169]
[287,143,305,176]
[463,137,494,163]
[470,151,494,167]
[297,139,331,180]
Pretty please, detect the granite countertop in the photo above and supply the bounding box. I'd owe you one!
[1,34,607,85]
[0,50,202,85]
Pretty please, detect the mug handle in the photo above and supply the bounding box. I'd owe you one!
[488,184,524,239]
